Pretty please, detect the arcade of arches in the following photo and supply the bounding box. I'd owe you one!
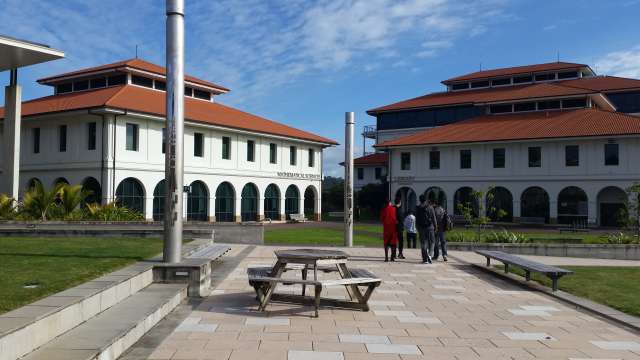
[392,185,631,226]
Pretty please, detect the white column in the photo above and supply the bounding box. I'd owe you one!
[588,200,597,226]
[258,196,265,221]
[280,195,286,221]
[316,193,322,221]
[209,195,216,222]
[102,114,116,204]
[298,195,304,216]
[145,195,154,221]
[234,196,242,222]
[550,200,558,224]
[3,79,21,200]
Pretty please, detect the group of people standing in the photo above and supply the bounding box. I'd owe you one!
[380,195,452,263]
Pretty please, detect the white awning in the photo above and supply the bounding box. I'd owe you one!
[0,35,64,71]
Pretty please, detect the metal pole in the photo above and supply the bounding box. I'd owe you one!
[163,0,185,263]
[344,112,354,247]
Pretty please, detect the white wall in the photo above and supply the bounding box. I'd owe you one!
[355,165,384,190]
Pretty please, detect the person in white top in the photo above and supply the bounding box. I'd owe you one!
[403,211,417,249]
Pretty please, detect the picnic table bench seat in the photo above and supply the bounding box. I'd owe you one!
[476,250,572,291]
[247,266,381,317]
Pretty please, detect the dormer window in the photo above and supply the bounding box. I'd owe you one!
[451,83,470,90]
[154,80,166,90]
[562,98,587,109]
[108,74,126,86]
[513,75,533,84]
[558,71,579,79]
[132,75,153,88]
[73,80,89,91]
[90,77,106,89]
[535,73,556,82]
[184,87,193,96]
[491,78,511,86]
[57,83,72,94]
[193,89,210,100]
[470,80,489,88]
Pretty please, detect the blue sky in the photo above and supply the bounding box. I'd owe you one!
[1,0,640,177]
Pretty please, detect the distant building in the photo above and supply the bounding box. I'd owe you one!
[364,62,640,226]
[0,59,337,221]
[352,153,388,191]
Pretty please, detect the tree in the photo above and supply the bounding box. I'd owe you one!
[322,176,344,213]
[457,186,507,242]
[623,183,640,240]
[59,184,91,216]
[22,180,64,221]
[356,182,387,220]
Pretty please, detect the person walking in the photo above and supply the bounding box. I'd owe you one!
[380,199,398,262]
[395,196,405,259]
[415,195,437,263]
[433,202,449,262]
[403,210,417,249]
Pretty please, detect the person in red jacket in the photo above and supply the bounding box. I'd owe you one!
[380,199,398,262]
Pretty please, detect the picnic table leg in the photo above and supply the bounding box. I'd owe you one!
[302,266,308,296]
[486,257,490,267]
[504,263,509,274]
[337,263,359,302]
[525,270,531,281]
[314,284,322,317]
[552,276,558,292]
[259,261,285,311]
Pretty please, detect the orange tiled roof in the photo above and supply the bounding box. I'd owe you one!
[354,153,388,166]
[442,62,589,84]
[367,76,640,114]
[0,85,337,145]
[374,109,640,148]
[37,59,230,92]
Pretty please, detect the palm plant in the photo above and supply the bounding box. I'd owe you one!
[59,184,91,216]
[22,180,64,221]
[0,194,15,219]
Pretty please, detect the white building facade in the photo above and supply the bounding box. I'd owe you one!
[0,59,336,222]
[368,62,640,226]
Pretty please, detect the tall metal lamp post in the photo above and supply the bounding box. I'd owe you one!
[163,0,185,263]
[344,112,354,247]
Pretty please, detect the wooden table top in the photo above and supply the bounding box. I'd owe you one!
[275,249,349,261]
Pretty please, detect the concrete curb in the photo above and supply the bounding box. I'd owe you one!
[450,254,640,334]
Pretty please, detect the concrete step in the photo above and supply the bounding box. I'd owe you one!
[21,283,187,360]
[0,264,154,360]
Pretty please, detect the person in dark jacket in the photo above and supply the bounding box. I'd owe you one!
[394,196,405,259]
[416,195,438,263]
[433,202,448,262]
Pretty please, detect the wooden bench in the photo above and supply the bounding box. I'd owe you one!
[247,266,381,317]
[289,214,308,223]
[476,250,572,291]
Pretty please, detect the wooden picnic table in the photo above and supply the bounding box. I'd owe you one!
[248,248,381,317]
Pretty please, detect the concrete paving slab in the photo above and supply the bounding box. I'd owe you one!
[365,343,421,355]
[590,341,640,350]
[339,334,390,344]
[288,350,344,360]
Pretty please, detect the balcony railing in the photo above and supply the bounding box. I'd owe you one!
[362,125,377,139]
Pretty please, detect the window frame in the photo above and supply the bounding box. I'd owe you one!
[493,148,506,168]
[269,143,277,164]
[528,146,542,168]
[33,128,40,154]
[429,150,440,170]
[460,149,472,169]
[222,136,231,160]
[375,167,382,179]
[289,146,297,166]
[247,140,255,162]
[308,148,315,167]
[87,122,97,150]
[400,152,411,170]
[604,143,619,166]
[357,167,364,180]
[125,123,139,151]
[565,145,579,167]
[194,132,204,157]
[58,125,67,152]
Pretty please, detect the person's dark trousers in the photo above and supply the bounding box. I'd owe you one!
[406,232,417,248]
[418,226,433,262]
[384,244,397,261]
[433,230,447,259]
[396,226,404,257]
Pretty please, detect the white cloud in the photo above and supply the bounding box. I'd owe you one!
[595,46,640,78]
[322,144,363,178]
[543,24,557,31]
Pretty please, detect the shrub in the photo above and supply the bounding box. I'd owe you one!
[0,194,16,220]
[485,229,530,244]
[606,232,639,244]
[447,231,467,242]
[21,180,64,221]
[85,202,144,221]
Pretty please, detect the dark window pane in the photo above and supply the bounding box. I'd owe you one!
[87,122,96,150]
[460,150,471,169]
[451,83,469,90]
[562,98,587,108]
[375,167,382,179]
[490,104,512,114]
[193,89,210,100]
[73,80,89,91]
[247,140,255,162]
[535,73,556,81]
[184,86,193,96]
[470,80,490,88]
[493,148,505,168]
[290,146,297,165]
[357,168,364,180]
[514,102,536,112]
[605,143,619,166]
[126,123,138,151]
[90,77,106,89]
[194,132,204,157]
[491,78,511,86]
[132,75,153,87]
[59,125,67,152]
[400,152,411,170]
[528,146,542,167]
[429,151,440,169]
[154,80,166,90]
[56,83,72,94]
[513,75,532,84]
[33,128,40,153]
[565,145,579,166]
[222,136,231,159]
[557,71,579,79]
[108,74,126,86]
[606,91,640,113]
[537,100,561,110]
[269,143,277,164]
[308,148,314,167]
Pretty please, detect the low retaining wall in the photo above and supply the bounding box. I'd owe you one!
[0,221,264,244]
[448,242,640,260]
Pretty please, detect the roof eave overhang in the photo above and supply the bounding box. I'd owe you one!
[441,65,591,85]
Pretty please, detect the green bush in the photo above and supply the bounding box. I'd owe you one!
[485,229,530,243]
[447,231,467,242]
[85,202,144,221]
[606,232,639,244]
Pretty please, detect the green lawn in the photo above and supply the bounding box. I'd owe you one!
[265,228,381,247]
[0,237,163,314]
[501,265,640,317]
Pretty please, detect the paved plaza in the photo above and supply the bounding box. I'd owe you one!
[125,245,640,360]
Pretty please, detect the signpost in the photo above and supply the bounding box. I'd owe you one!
[163,0,185,263]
